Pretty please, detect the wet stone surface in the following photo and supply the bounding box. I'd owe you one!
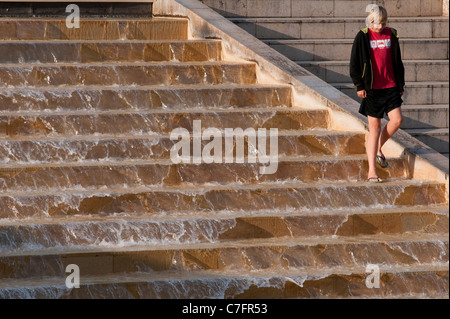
[0,13,448,299]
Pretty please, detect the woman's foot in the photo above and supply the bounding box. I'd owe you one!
[376,153,388,168]
[367,176,383,183]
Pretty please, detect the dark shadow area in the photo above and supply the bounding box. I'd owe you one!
[0,2,153,18]
[401,116,445,130]
[231,21,333,62]
[297,62,351,83]
[406,132,449,153]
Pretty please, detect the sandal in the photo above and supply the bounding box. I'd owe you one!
[367,177,383,183]
[376,154,388,168]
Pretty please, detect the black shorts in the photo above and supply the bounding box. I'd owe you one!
[359,87,403,118]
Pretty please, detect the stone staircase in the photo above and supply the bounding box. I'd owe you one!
[209,0,450,157]
[0,3,449,298]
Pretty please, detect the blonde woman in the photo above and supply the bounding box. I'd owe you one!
[350,5,405,183]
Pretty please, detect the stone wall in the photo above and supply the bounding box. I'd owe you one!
[199,0,445,17]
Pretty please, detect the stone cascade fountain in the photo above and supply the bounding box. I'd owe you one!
[0,13,448,298]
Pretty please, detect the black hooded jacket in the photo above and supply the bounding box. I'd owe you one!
[350,27,405,92]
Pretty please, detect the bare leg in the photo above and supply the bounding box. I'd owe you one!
[377,107,403,160]
[367,116,382,180]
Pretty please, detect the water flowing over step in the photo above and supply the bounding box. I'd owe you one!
[0,18,188,41]
[0,180,446,219]
[0,107,331,137]
[0,39,224,63]
[0,156,409,192]
[0,265,448,299]
[1,233,448,282]
[0,205,448,253]
[0,131,367,163]
[0,85,292,111]
[0,62,258,87]
[0,9,448,299]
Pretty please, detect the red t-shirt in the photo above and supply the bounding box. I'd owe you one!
[368,28,397,89]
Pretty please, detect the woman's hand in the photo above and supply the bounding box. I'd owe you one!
[357,90,367,98]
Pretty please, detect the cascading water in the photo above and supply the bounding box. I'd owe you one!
[0,13,448,299]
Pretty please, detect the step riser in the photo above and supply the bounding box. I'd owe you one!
[0,133,367,164]
[267,40,449,61]
[0,159,406,192]
[0,183,446,219]
[339,84,449,105]
[0,110,327,137]
[301,61,449,83]
[406,132,449,153]
[201,0,446,18]
[0,41,223,63]
[0,87,291,112]
[0,19,189,41]
[1,240,447,280]
[0,64,257,87]
[0,2,153,18]
[0,270,448,299]
[1,212,447,257]
[402,108,449,129]
[236,19,449,40]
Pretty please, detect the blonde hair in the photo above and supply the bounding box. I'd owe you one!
[365,4,388,28]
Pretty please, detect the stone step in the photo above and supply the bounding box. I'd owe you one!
[0,61,257,87]
[0,131,367,164]
[0,180,446,219]
[334,82,449,105]
[0,17,189,41]
[0,205,447,254]
[0,263,447,298]
[0,156,408,192]
[0,2,447,300]
[230,17,449,40]
[0,84,292,112]
[201,0,446,18]
[0,39,223,63]
[264,38,449,61]
[298,60,449,83]
[401,104,449,129]
[0,107,330,138]
[0,1,154,19]
[0,232,447,281]
[404,128,449,153]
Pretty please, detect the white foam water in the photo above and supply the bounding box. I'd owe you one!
[0,218,237,254]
